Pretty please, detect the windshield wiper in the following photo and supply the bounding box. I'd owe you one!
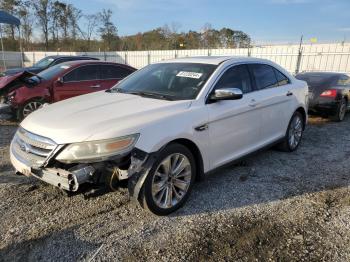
[127,91,174,101]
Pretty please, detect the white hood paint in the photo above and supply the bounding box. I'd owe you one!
[21,91,192,144]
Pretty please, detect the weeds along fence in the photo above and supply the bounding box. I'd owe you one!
[1,43,350,74]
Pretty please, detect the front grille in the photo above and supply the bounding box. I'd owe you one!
[11,127,57,167]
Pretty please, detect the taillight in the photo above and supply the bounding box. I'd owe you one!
[320,89,337,98]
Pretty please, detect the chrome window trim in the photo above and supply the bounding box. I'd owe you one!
[204,61,292,103]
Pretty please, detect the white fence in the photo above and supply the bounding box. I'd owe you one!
[1,43,350,74]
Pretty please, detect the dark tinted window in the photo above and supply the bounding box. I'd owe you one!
[214,65,252,93]
[337,75,350,86]
[250,64,278,90]
[100,65,133,79]
[274,69,290,86]
[63,65,99,82]
[295,74,335,87]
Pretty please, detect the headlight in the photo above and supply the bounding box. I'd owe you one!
[56,134,139,163]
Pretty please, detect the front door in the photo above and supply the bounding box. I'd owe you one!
[53,64,102,102]
[207,64,262,169]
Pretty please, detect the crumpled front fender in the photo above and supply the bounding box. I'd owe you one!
[127,149,159,200]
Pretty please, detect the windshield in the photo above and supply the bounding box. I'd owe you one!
[111,63,217,100]
[33,57,55,68]
[36,64,71,80]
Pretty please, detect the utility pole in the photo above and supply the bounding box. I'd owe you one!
[295,35,303,74]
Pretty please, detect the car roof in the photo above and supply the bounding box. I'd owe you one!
[157,56,273,65]
[297,72,347,77]
[46,55,98,60]
[58,60,135,68]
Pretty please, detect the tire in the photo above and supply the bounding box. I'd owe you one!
[278,111,304,152]
[17,98,45,120]
[139,143,196,215]
[331,98,347,122]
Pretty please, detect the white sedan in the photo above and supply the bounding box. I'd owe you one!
[10,56,308,215]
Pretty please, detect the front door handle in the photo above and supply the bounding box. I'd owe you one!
[249,99,258,107]
[286,91,293,96]
[90,84,101,88]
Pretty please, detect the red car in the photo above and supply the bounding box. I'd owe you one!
[0,60,136,119]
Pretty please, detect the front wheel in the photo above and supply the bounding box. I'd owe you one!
[139,143,196,215]
[17,99,44,120]
[278,111,304,152]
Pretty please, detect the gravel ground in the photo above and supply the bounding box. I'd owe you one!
[1,116,350,261]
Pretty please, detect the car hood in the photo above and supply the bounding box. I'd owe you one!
[21,91,192,144]
[3,67,43,76]
[0,71,38,96]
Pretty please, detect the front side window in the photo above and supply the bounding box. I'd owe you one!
[111,63,217,100]
[214,65,252,93]
[101,65,133,79]
[250,64,278,90]
[63,65,99,82]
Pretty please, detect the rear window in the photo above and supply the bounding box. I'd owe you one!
[295,74,335,87]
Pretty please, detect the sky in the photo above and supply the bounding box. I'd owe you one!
[70,0,350,44]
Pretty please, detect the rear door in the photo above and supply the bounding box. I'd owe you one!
[99,64,134,90]
[248,63,294,144]
[52,64,101,102]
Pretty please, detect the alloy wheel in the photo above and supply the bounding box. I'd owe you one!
[151,153,192,209]
[22,101,43,117]
[339,100,347,121]
[288,114,303,150]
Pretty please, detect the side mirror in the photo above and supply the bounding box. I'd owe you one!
[210,88,243,101]
[55,77,64,86]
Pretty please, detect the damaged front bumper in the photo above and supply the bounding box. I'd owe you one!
[10,135,155,198]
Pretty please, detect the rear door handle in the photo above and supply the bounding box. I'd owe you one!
[249,99,258,107]
[286,91,293,96]
[90,84,101,88]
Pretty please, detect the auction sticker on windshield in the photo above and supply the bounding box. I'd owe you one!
[176,71,203,79]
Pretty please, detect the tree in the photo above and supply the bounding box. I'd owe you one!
[33,0,52,50]
[98,9,118,51]
[18,1,34,49]
[79,14,99,51]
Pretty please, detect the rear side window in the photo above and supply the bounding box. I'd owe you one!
[100,65,133,79]
[250,64,278,90]
[63,65,99,82]
[274,69,290,86]
[214,65,252,93]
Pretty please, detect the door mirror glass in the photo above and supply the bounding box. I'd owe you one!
[210,88,243,101]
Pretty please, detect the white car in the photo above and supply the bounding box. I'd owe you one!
[10,56,308,215]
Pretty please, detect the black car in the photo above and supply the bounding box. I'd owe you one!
[296,72,350,121]
[2,55,99,76]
